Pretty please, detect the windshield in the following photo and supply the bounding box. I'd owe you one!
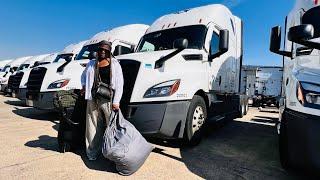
[137,25,207,52]
[1,65,10,72]
[53,53,73,63]
[17,64,30,71]
[76,44,98,60]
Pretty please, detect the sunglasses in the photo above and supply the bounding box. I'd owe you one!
[98,48,110,53]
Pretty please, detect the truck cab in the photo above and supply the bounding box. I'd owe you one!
[25,41,86,109]
[0,60,13,73]
[117,4,246,145]
[14,53,58,100]
[75,24,149,66]
[8,54,50,97]
[270,0,320,173]
[0,56,32,92]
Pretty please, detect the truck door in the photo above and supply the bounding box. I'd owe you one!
[205,24,226,92]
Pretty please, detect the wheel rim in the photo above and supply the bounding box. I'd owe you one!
[192,106,205,134]
[241,104,245,115]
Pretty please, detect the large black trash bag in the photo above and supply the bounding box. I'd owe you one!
[55,90,86,153]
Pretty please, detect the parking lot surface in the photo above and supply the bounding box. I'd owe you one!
[0,95,302,179]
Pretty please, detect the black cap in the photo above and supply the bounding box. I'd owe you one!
[98,40,112,51]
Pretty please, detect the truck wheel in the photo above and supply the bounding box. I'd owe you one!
[238,102,245,118]
[279,121,290,170]
[184,95,207,146]
[244,102,249,115]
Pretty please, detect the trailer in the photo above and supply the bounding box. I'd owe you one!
[242,65,282,107]
[117,4,247,145]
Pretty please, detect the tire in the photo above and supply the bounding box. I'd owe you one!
[279,121,290,170]
[244,102,249,115]
[184,95,207,146]
[238,102,245,118]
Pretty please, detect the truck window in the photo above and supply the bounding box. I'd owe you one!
[53,54,73,63]
[137,25,207,52]
[76,44,98,60]
[1,65,10,72]
[113,45,132,56]
[210,32,219,56]
[139,42,155,52]
[17,64,30,71]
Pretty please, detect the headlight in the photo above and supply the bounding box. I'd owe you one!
[0,79,7,84]
[48,79,70,89]
[297,82,320,107]
[144,79,180,98]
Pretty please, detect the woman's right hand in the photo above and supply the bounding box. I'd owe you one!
[80,86,85,96]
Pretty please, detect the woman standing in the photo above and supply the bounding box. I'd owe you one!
[81,40,124,160]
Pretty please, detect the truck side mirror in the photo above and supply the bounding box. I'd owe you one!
[288,24,320,50]
[288,24,314,42]
[209,29,229,61]
[302,6,320,38]
[173,38,188,50]
[269,26,292,57]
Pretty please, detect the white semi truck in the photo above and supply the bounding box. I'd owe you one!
[26,24,148,110]
[7,54,50,96]
[0,60,13,72]
[116,4,247,145]
[0,56,32,92]
[26,41,86,108]
[14,53,58,100]
[270,0,320,173]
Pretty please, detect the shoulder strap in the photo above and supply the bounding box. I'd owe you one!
[93,60,100,87]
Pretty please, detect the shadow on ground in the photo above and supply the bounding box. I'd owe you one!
[25,135,59,152]
[251,115,278,124]
[23,108,305,179]
[12,107,58,122]
[4,99,27,107]
[151,117,301,179]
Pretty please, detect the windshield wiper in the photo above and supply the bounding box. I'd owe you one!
[154,38,188,69]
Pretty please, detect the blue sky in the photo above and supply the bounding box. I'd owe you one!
[0,0,293,66]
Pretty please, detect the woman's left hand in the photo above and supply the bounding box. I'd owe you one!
[112,104,120,111]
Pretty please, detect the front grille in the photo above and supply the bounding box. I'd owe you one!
[11,72,24,90]
[27,67,47,95]
[119,60,141,118]
[7,74,15,90]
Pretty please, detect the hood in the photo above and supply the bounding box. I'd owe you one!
[294,66,320,85]
[116,49,200,64]
[37,61,65,70]
[293,55,320,84]
[73,59,89,67]
[38,60,84,92]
